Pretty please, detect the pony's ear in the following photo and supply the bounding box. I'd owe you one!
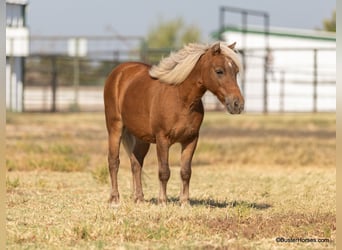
[211,43,221,55]
[228,42,236,50]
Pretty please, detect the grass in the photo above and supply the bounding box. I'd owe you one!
[6,112,336,249]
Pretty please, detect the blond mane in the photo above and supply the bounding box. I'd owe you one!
[149,42,242,85]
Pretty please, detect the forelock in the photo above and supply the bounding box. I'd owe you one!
[218,42,242,73]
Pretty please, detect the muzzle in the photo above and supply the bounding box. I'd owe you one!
[225,96,244,114]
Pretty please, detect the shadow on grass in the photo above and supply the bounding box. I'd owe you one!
[149,197,271,210]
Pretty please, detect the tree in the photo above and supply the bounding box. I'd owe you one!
[323,10,336,32]
[146,17,201,49]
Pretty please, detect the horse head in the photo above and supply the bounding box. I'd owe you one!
[200,42,244,114]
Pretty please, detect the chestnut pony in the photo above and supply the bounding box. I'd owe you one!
[104,42,244,206]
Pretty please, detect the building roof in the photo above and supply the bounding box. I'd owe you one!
[214,25,336,42]
[6,0,28,5]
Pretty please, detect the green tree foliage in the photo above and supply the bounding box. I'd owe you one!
[146,17,201,49]
[323,10,336,32]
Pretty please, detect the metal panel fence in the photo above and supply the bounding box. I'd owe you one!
[23,36,336,112]
[239,47,335,113]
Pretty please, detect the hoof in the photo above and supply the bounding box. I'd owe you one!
[180,200,191,208]
[134,197,145,204]
[108,194,120,208]
[158,199,167,206]
[109,201,120,209]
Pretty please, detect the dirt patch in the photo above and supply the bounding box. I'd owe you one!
[206,212,336,240]
[201,127,335,140]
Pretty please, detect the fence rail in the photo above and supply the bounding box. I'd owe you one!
[20,36,335,113]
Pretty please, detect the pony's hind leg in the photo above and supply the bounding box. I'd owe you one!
[107,122,123,207]
[122,130,150,203]
[131,142,150,203]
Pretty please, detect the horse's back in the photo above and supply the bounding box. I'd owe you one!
[104,62,151,130]
[105,62,149,98]
[104,62,150,91]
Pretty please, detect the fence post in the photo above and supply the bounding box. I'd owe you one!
[72,38,80,111]
[263,13,270,114]
[240,50,246,95]
[263,52,269,114]
[313,49,318,113]
[280,71,285,113]
[73,57,80,110]
[113,50,120,64]
[51,56,57,112]
[140,39,148,63]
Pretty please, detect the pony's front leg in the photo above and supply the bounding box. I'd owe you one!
[180,137,198,205]
[156,137,170,205]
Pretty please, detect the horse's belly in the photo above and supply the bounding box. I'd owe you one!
[121,84,156,143]
[122,115,156,143]
[167,123,200,144]
[134,130,156,144]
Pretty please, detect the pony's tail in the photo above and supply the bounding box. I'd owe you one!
[121,127,149,191]
[122,127,136,156]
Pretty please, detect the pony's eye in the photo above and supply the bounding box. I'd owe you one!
[215,69,224,75]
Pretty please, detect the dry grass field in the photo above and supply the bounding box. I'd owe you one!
[6,112,336,249]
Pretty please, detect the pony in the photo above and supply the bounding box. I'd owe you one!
[104,42,244,206]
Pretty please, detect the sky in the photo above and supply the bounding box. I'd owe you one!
[27,0,335,41]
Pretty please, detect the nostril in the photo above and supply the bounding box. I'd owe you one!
[225,96,244,114]
[240,103,245,112]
